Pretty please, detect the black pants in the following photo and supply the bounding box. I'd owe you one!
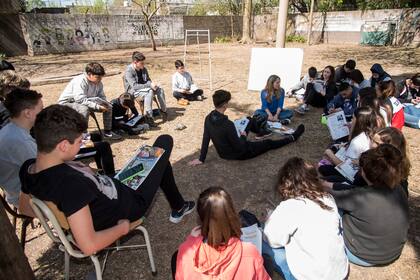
[134,135,185,214]
[237,136,294,160]
[78,141,115,176]
[318,164,342,177]
[304,83,326,108]
[173,89,203,101]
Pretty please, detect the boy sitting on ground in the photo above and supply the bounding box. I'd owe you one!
[19,105,195,255]
[58,62,121,140]
[172,60,204,106]
[189,90,305,166]
[286,66,318,100]
[110,93,149,135]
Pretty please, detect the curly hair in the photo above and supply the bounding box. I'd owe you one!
[277,157,332,211]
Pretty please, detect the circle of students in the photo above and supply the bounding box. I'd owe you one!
[0,55,418,279]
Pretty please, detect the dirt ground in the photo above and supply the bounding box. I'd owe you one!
[9,42,420,279]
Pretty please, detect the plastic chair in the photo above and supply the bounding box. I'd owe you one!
[29,197,157,280]
[0,191,33,249]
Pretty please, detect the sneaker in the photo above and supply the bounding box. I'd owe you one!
[196,95,203,101]
[103,131,122,140]
[177,98,189,106]
[160,111,168,122]
[169,201,195,224]
[136,123,150,131]
[291,124,305,141]
[255,129,272,140]
[304,105,310,111]
[280,118,291,125]
[145,115,158,128]
[294,105,306,115]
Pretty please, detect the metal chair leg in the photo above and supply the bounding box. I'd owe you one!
[20,218,31,250]
[90,255,103,280]
[64,250,70,280]
[138,225,156,275]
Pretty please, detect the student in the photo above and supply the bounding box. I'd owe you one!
[0,70,30,130]
[189,90,305,165]
[326,82,357,121]
[295,66,337,114]
[110,93,147,135]
[19,104,195,255]
[348,69,370,91]
[376,80,404,130]
[58,62,121,140]
[397,73,420,129]
[286,66,318,98]
[369,63,391,88]
[357,92,387,128]
[0,89,42,208]
[172,60,203,105]
[326,144,409,267]
[320,106,383,177]
[123,51,167,125]
[263,157,348,280]
[254,75,293,125]
[174,187,271,280]
[371,127,411,195]
[334,59,356,84]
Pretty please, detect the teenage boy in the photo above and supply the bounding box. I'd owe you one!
[110,93,148,135]
[58,62,121,140]
[335,59,356,84]
[327,82,357,121]
[189,90,305,165]
[172,60,203,105]
[19,105,194,255]
[286,66,318,99]
[124,51,167,125]
[0,89,42,207]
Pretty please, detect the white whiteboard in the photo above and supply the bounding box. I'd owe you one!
[247,48,304,92]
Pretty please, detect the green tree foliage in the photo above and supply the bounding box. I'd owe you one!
[25,0,45,11]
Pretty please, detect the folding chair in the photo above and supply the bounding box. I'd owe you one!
[0,191,34,249]
[122,76,161,116]
[29,197,157,280]
[89,111,104,138]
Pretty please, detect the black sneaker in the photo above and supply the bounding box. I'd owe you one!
[280,118,291,125]
[145,115,158,128]
[291,124,305,141]
[169,201,195,224]
[255,129,272,140]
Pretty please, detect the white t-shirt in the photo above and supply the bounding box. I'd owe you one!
[345,132,371,160]
[264,196,348,280]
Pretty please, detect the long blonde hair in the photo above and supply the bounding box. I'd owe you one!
[264,75,281,103]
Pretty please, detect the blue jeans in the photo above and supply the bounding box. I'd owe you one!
[254,109,293,121]
[403,104,420,129]
[262,241,296,280]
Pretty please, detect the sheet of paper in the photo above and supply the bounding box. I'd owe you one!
[335,146,347,162]
[267,121,282,129]
[190,84,199,93]
[240,224,262,254]
[326,111,349,140]
[335,160,358,182]
[234,117,249,137]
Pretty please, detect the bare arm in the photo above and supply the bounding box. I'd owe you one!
[68,205,129,255]
[18,193,35,217]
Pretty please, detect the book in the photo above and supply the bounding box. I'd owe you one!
[267,121,295,135]
[326,110,349,140]
[240,224,263,254]
[234,117,249,137]
[190,84,199,93]
[114,145,165,191]
[335,159,358,182]
[125,115,143,127]
[88,97,113,109]
[335,146,347,162]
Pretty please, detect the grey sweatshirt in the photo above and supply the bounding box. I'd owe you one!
[123,64,152,95]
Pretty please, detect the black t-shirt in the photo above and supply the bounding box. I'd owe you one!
[20,159,143,231]
[136,68,151,85]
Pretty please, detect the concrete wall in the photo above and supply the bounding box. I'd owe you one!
[20,14,184,55]
[253,8,420,46]
[0,14,27,56]
[183,16,242,41]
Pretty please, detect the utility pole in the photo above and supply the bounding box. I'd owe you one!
[307,0,315,45]
[275,0,289,48]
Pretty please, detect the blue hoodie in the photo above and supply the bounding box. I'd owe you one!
[327,90,357,120]
[370,64,391,87]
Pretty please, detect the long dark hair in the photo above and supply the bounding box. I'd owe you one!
[277,157,332,211]
[350,106,384,140]
[321,65,335,84]
[197,187,242,248]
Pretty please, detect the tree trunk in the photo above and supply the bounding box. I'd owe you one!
[145,18,157,51]
[240,0,252,43]
[0,203,35,280]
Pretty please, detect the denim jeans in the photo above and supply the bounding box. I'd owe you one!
[254,109,294,121]
[403,104,420,129]
[262,241,296,280]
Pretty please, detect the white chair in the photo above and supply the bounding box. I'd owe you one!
[29,197,157,280]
